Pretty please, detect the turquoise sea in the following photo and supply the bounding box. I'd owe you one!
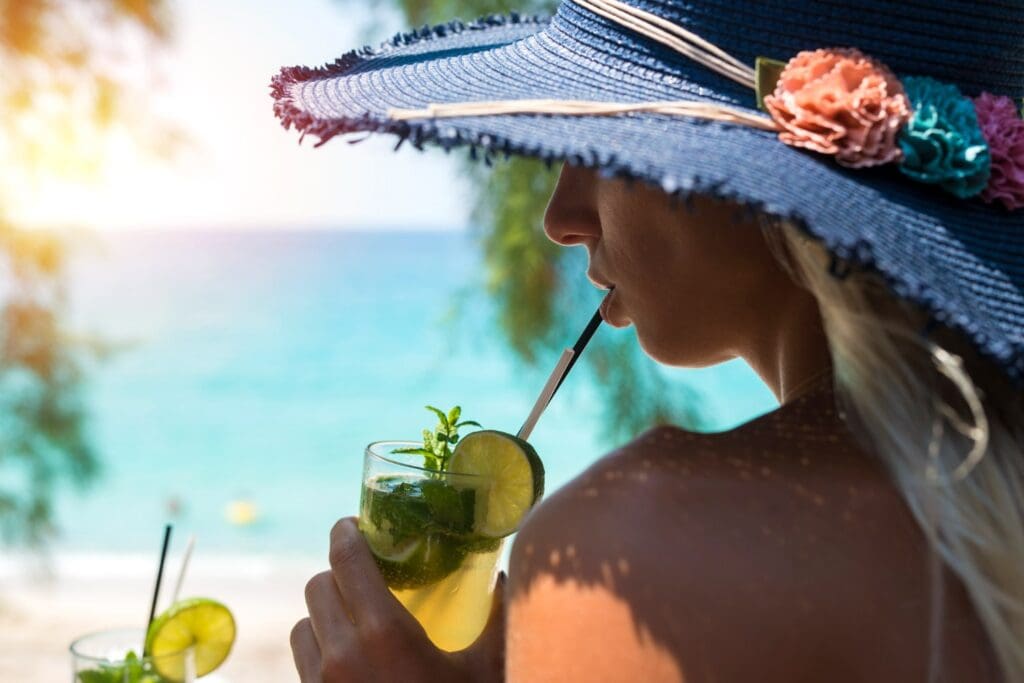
[55,230,776,556]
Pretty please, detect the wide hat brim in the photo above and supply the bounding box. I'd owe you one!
[272,8,1024,386]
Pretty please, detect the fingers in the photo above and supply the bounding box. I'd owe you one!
[303,571,374,681]
[329,517,407,627]
[304,570,354,646]
[290,618,320,682]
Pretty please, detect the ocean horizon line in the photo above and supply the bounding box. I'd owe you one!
[86,223,472,235]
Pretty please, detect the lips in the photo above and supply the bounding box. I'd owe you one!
[600,287,631,328]
[599,288,614,321]
[587,271,622,325]
[586,270,614,291]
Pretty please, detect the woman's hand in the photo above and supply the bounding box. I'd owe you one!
[291,517,505,682]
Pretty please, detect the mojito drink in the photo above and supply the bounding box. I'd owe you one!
[359,472,503,651]
[71,600,234,683]
[71,627,193,683]
[359,415,543,652]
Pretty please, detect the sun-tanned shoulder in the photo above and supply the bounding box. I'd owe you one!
[506,400,965,683]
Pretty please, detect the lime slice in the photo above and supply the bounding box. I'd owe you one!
[448,430,544,537]
[146,597,236,681]
[375,536,467,590]
[364,521,467,590]
[368,533,423,563]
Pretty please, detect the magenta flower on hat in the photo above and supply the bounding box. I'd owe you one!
[763,48,911,168]
[973,92,1024,211]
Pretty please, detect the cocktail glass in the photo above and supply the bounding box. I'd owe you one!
[359,440,503,652]
[70,627,196,682]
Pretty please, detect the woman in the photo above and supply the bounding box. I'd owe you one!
[274,0,1024,680]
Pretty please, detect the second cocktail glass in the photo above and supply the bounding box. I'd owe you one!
[70,627,197,682]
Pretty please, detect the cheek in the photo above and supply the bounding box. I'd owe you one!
[624,226,764,366]
[629,275,738,367]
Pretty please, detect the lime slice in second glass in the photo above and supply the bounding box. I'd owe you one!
[448,430,544,538]
[146,597,236,680]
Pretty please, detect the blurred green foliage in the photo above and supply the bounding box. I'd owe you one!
[0,225,99,545]
[0,0,170,545]
[346,0,705,443]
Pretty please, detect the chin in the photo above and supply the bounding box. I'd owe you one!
[636,327,731,368]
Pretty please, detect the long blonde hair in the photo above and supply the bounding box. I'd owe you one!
[765,219,1024,682]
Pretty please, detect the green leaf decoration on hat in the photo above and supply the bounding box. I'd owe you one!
[897,76,991,198]
[755,57,787,112]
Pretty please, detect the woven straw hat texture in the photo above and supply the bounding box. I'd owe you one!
[273,0,1024,385]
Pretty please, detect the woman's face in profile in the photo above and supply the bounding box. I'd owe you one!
[543,164,799,367]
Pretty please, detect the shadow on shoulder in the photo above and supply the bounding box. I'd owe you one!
[507,405,976,682]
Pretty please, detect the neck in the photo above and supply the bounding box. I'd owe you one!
[740,293,832,404]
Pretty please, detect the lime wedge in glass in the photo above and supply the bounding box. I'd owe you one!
[145,597,236,681]
[373,535,468,590]
[449,430,544,538]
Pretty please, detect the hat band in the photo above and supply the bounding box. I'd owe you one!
[389,98,777,131]
[386,0,1024,211]
[389,0,770,129]
[571,0,754,88]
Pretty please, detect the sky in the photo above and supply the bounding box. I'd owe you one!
[8,0,474,232]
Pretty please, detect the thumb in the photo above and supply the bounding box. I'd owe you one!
[459,571,506,679]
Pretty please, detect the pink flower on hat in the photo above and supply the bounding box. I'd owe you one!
[972,92,1024,211]
[764,48,911,168]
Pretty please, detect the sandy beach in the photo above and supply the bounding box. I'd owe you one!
[1,552,321,682]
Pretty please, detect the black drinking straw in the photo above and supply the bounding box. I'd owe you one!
[144,524,173,655]
[517,289,610,440]
[550,290,609,402]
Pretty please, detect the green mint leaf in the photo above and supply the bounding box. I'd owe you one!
[124,650,147,683]
[368,482,432,546]
[78,670,121,683]
[77,663,158,683]
[447,406,461,425]
[420,480,474,534]
[410,405,484,473]
[392,447,434,457]
[422,429,436,452]
[425,405,449,430]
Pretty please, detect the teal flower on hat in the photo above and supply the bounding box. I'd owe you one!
[897,76,990,198]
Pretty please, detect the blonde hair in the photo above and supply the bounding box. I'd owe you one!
[766,219,1024,682]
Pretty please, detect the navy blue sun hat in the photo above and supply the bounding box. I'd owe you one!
[271,0,1024,386]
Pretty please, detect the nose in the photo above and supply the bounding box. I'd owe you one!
[543,164,601,247]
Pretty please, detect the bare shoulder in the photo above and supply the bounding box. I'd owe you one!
[507,400,943,683]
